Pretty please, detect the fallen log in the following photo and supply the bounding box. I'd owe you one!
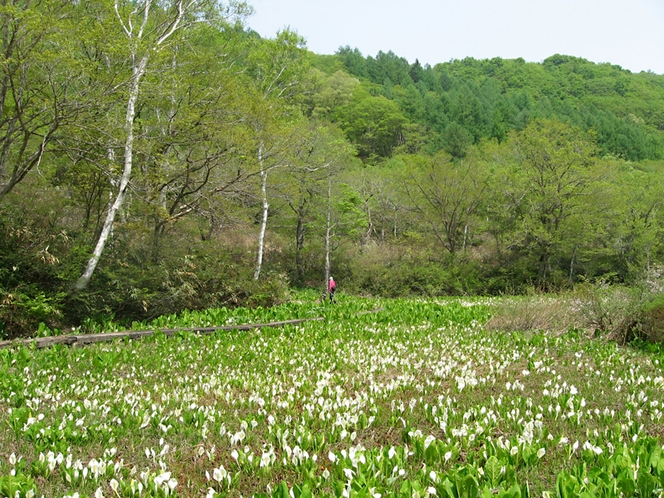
[0,316,328,350]
[0,308,384,351]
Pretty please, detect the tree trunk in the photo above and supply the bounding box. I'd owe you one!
[0,134,50,203]
[75,54,148,290]
[536,250,551,289]
[74,0,194,289]
[363,203,374,249]
[295,200,306,285]
[324,168,332,293]
[569,245,577,283]
[254,144,268,280]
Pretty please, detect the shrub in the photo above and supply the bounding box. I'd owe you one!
[0,204,73,338]
[345,245,479,297]
[571,282,643,342]
[639,293,664,343]
[64,246,291,331]
[485,291,584,336]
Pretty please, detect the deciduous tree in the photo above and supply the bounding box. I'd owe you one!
[494,118,602,287]
[75,0,250,290]
[0,0,76,202]
[401,151,486,255]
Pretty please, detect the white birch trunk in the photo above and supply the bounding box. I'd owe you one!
[75,0,192,290]
[324,166,332,289]
[254,144,268,280]
[75,54,148,290]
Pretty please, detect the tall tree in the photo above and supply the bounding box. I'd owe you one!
[245,29,307,280]
[322,140,356,292]
[0,0,76,202]
[401,151,486,255]
[337,89,407,159]
[133,22,254,262]
[75,0,250,290]
[280,122,335,285]
[493,118,601,287]
[610,164,664,280]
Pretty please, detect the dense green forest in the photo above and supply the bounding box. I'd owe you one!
[1,0,663,337]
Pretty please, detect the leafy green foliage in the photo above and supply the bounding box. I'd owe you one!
[1,1,664,336]
[332,51,664,161]
[336,89,408,160]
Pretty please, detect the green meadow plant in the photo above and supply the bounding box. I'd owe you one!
[0,296,663,497]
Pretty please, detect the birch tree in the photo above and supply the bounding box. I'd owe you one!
[247,30,307,280]
[282,122,336,285]
[315,127,355,291]
[75,0,250,290]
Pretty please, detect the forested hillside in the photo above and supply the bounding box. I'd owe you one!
[1,0,663,337]
[324,48,664,161]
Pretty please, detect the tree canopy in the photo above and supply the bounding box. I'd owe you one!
[1,2,664,336]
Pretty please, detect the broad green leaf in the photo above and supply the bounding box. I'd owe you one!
[501,484,522,498]
[299,483,313,498]
[637,468,656,497]
[484,455,503,487]
[273,481,290,498]
[556,472,580,498]
[460,474,479,498]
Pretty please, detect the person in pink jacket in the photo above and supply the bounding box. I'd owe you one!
[328,276,337,303]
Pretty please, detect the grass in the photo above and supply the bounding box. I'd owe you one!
[484,294,584,336]
[0,295,663,497]
[484,284,664,343]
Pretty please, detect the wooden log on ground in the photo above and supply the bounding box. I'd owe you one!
[0,315,333,350]
[0,309,383,350]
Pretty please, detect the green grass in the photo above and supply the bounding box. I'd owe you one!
[0,296,662,497]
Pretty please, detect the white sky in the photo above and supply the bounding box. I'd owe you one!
[246,0,664,74]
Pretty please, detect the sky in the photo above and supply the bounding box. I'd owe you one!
[246,0,664,74]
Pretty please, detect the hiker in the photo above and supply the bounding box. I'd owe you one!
[328,276,337,303]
